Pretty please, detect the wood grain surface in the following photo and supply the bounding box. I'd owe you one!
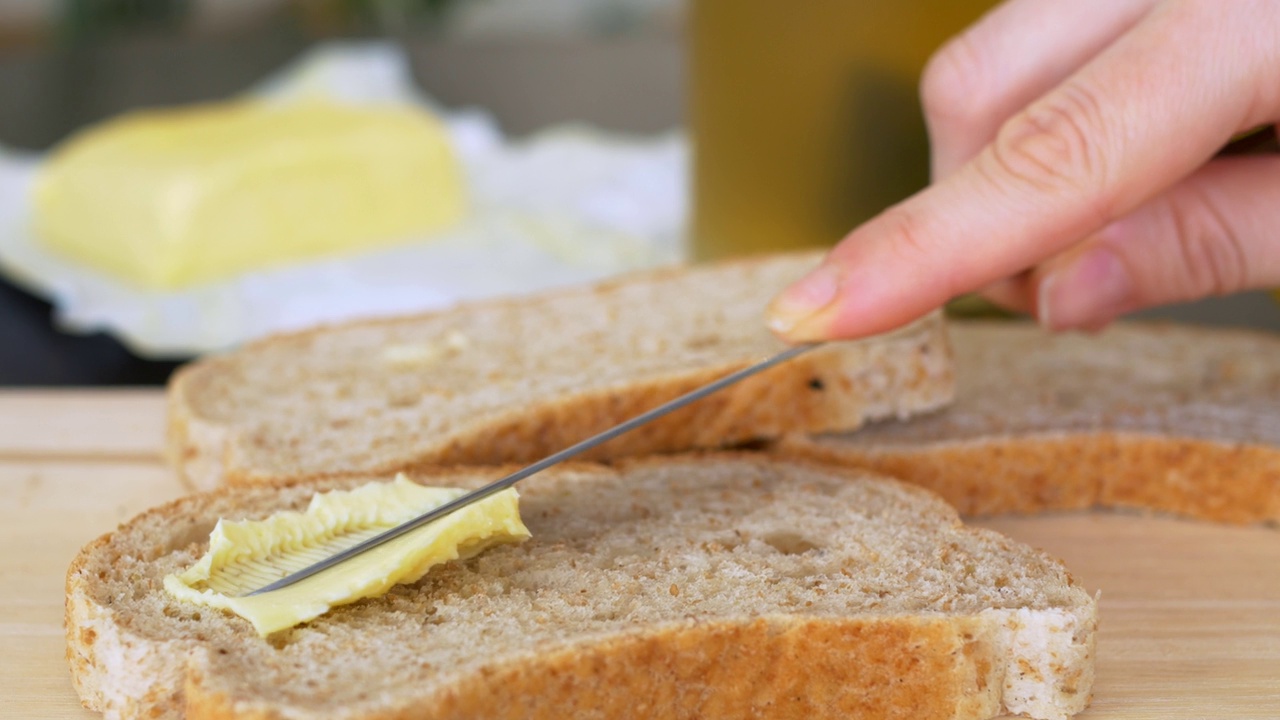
[2,390,1277,719]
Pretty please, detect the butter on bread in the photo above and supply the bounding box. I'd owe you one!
[65,455,1097,720]
[165,251,955,490]
[33,99,464,289]
[164,475,528,636]
[783,321,1280,524]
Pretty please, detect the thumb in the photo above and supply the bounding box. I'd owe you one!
[1036,155,1280,331]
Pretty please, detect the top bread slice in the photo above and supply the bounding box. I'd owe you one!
[66,454,1096,720]
[783,321,1280,524]
[166,252,953,490]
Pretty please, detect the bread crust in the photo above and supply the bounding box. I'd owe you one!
[782,432,1280,524]
[779,321,1280,525]
[184,616,1006,720]
[66,490,218,719]
[64,455,1095,720]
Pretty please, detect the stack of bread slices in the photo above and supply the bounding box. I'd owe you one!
[66,251,1280,720]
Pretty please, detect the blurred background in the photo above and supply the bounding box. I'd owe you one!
[1,0,1276,385]
[0,0,687,149]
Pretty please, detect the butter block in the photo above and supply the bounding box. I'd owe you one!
[164,475,529,636]
[33,100,466,289]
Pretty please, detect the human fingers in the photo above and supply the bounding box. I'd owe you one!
[767,0,1280,342]
[929,0,1173,313]
[923,0,1156,178]
[1034,153,1280,331]
[978,126,1280,320]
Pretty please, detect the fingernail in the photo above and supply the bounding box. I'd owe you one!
[1039,247,1132,331]
[766,264,842,336]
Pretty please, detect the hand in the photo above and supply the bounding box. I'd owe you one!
[766,0,1280,341]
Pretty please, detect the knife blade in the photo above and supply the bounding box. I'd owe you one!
[243,342,818,596]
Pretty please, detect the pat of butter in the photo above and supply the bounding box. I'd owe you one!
[382,330,470,368]
[33,99,466,289]
[164,475,529,637]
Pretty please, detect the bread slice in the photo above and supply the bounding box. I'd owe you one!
[66,455,1096,720]
[783,321,1280,524]
[165,253,953,490]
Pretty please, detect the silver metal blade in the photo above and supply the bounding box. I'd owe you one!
[243,342,818,596]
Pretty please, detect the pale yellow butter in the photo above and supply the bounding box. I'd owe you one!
[164,475,529,636]
[382,330,470,368]
[33,99,466,289]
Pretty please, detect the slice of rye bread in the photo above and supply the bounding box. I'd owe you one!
[781,321,1280,524]
[66,455,1096,720]
[165,252,953,490]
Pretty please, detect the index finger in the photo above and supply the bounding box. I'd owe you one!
[767,0,1280,341]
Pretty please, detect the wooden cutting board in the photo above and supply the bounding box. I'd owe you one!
[2,390,1278,719]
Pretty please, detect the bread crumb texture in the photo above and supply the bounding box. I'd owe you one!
[165,252,954,489]
[787,322,1280,524]
[66,456,1094,720]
